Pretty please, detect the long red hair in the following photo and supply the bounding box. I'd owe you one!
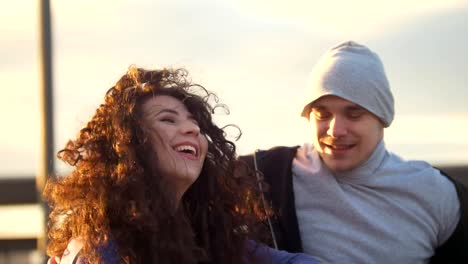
[43,66,267,263]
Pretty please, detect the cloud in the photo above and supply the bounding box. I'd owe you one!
[2,0,468,177]
[371,6,468,115]
[386,114,468,144]
[233,0,466,36]
[0,0,36,32]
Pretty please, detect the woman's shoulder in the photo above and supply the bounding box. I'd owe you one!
[48,238,119,264]
[245,240,318,264]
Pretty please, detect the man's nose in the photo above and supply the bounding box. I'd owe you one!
[327,116,347,138]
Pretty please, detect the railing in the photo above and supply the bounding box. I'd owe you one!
[0,166,466,261]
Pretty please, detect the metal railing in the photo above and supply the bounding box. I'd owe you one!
[0,165,466,261]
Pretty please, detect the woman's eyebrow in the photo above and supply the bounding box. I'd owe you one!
[154,108,179,117]
[153,109,197,122]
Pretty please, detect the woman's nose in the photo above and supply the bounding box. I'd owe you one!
[180,120,200,136]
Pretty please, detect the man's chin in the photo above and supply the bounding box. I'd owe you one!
[323,159,357,173]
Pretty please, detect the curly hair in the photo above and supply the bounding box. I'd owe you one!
[43,66,268,263]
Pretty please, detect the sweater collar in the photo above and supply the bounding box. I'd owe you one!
[333,139,387,183]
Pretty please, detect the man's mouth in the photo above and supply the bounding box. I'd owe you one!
[321,141,356,153]
[325,144,353,150]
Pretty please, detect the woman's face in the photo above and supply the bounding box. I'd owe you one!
[140,95,208,199]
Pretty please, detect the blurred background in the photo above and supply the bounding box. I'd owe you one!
[1,0,467,262]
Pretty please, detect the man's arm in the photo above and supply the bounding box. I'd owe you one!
[431,170,468,263]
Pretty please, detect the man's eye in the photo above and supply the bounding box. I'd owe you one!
[347,111,364,120]
[313,111,331,120]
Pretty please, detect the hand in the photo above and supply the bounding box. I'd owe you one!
[47,256,61,264]
[47,239,84,264]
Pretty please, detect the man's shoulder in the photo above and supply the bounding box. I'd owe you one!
[239,146,299,162]
[238,146,300,179]
[240,146,299,157]
[385,154,461,203]
[257,145,300,158]
[386,153,446,178]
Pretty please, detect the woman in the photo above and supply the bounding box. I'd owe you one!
[44,66,316,263]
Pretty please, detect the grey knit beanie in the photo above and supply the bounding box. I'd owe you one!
[301,41,394,127]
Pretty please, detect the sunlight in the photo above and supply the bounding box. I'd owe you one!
[0,0,126,32]
[0,0,36,31]
[0,204,44,239]
[234,0,465,36]
[51,0,126,28]
[386,113,468,144]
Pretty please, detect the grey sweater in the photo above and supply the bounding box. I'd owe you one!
[292,140,460,264]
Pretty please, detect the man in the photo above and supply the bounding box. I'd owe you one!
[242,41,467,263]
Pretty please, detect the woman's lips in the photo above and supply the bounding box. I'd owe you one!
[173,142,199,160]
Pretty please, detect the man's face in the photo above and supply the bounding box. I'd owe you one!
[308,95,384,173]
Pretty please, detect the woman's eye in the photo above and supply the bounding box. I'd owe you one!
[160,118,175,123]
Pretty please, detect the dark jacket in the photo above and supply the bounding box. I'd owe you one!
[71,239,318,264]
[240,146,468,263]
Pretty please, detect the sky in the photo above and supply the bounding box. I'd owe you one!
[1,0,468,179]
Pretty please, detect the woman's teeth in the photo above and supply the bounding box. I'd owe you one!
[175,145,196,155]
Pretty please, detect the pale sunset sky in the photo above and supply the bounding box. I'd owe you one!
[1,0,468,179]
[1,0,468,243]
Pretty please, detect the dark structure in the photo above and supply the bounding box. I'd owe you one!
[0,166,466,256]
